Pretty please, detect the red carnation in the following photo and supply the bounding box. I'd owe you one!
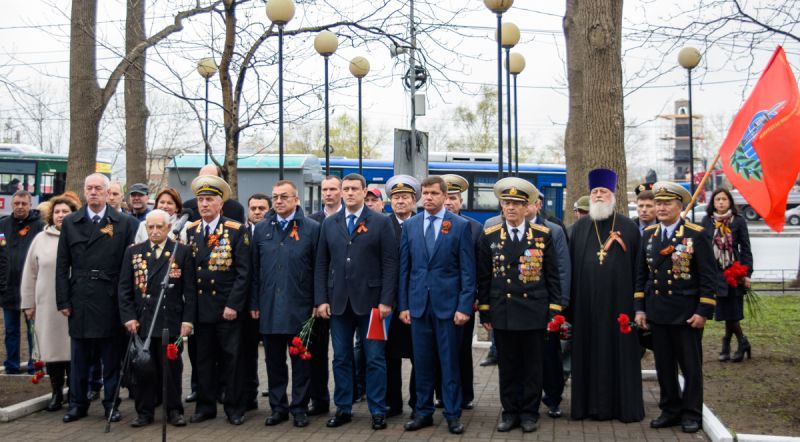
[166,343,179,360]
[36,371,45,379]
[617,313,630,325]
[547,315,565,333]
[289,346,300,356]
[31,375,39,385]
[620,324,633,334]
[33,360,45,370]
[300,351,311,360]
[292,336,303,347]
[723,261,749,288]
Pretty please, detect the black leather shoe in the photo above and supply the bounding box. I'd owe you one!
[404,415,433,431]
[47,391,64,412]
[185,391,197,403]
[461,401,474,410]
[168,410,187,427]
[307,402,329,416]
[62,408,87,423]
[681,419,701,433]
[650,414,681,429]
[227,414,245,425]
[265,412,289,426]
[496,417,520,432]
[372,414,387,430]
[521,418,539,433]
[326,412,352,428]
[447,418,464,434]
[479,354,498,366]
[130,415,153,428]
[434,399,444,408]
[87,390,100,401]
[386,407,403,418]
[105,409,121,423]
[293,412,309,428]
[547,405,562,418]
[189,412,215,423]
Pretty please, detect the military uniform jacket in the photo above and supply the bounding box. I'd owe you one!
[56,205,138,338]
[477,222,561,331]
[634,219,717,324]
[0,211,44,309]
[118,239,197,338]
[250,207,320,335]
[185,216,251,324]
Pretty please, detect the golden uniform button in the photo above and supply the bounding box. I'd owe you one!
[668,290,673,295]
[212,290,217,295]
[667,280,672,285]
[198,289,203,294]
[523,293,528,299]
[667,270,672,274]
[506,293,511,299]
[197,278,201,283]
[197,267,202,271]
[506,279,511,284]
[211,280,215,284]
[654,280,658,284]
[655,290,660,295]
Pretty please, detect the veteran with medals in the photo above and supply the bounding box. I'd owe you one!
[568,168,644,423]
[118,209,196,427]
[634,182,717,434]
[185,175,252,426]
[477,178,561,433]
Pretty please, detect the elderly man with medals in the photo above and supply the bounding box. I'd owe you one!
[184,175,252,426]
[567,168,644,423]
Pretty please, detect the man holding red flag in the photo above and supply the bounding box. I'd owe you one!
[718,46,800,232]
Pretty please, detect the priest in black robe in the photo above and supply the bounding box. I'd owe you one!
[568,168,644,423]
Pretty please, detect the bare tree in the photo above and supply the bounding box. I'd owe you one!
[125,0,148,186]
[447,85,497,153]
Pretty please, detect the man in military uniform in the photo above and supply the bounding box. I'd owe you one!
[56,173,139,423]
[477,177,562,433]
[185,175,252,426]
[118,209,196,428]
[634,182,717,434]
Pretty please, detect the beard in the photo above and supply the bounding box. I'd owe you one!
[589,197,616,221]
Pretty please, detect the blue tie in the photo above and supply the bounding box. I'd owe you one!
[425,215,437,257]
[279,219,288,230]
[347,214,357,235]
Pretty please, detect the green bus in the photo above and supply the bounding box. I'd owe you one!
[0,144,112,216]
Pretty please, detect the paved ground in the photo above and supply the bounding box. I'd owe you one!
[0,346,707,441]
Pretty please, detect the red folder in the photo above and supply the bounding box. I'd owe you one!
[367,307,391,341]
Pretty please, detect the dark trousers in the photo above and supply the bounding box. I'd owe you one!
[263,334,311,414]
[541,332,565,408]
[435,313,475,405]
[307,318,330,407]
[187,335,198,392]
[495,329,544,421]
[353,334,367,398]
[386,356,416,412]
[651,324,704,423]
[240,316,261,406]
[2,308,33,373]
[68,336,125,412]
[133,337,183,419]
[411,306,463,420]
[195,321,244,417]
[88,358,103,392]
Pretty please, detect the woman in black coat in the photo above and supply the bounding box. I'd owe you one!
[701,187,753,362]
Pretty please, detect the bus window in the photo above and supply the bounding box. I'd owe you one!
[305,184,320,214]
[1,173,35,194]
[40,173,55,196]
[472,175,499,211]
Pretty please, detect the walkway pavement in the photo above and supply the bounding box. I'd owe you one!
[0,346,707,441]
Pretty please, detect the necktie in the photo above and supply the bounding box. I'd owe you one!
[152,244,160,259]
[425,215,437,257]
[279,219,288,230]
[204,225,210,241]
[662,227,669,244]
[511,228,520,244]
[92,215,100,225]
[347,214,357,235]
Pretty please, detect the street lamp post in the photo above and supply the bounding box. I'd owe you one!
[508,52,525,176]
[678,46,701,220]
[314,31,338,176]
[499,22,520,176]
[196,58,218,165]
[349,56,370,175]
[266,0,296,180]
[484,0,514,179]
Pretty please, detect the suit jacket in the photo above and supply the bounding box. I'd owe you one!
[314,206,398,316]
[118,239,197,338]
[398,210,476,320]
[477,222,561,330]
[56,205,138,338]
[0,211,44,309]
[634,219,718,324]
[185,216,251,323]
[250,207,320,335]
[700,214,753,297]
[534,218,571,306]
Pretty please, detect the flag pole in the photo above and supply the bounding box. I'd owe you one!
[682,151,721,219]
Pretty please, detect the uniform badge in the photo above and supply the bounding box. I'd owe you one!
[100,223,114,237]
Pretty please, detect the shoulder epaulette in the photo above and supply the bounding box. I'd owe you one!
[484,224,502,235]
[131,240,148,248]
[532,224,550,234]
[684,221,704,232]
[224,220,242,230]
[644,224,658,231]
[186,220,201,229]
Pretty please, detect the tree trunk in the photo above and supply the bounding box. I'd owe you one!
[563,0,586,223]
[579,0,627,212]
[67,0,102,194]
[125,0,148,187]
[219,0,239,199]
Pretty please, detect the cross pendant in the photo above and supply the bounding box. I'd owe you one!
[597,249,607,265]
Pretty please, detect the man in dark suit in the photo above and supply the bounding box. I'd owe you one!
[184,175,251,426]
[632,183,657,236]
[384,174,420,418]
[478,178,562,433]
[251,180,319,427]
[118,209,196,427]
[635,182,717,434]
[314,173,398,430]
[399,176,475,435]
[56,173,139,423]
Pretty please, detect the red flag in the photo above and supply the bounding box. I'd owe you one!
[719,46,800,232]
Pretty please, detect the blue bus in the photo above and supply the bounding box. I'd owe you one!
[322,157,566,222]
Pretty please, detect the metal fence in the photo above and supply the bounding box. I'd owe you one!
[751,269,799,292]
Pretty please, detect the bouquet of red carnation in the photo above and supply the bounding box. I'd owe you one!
[29,322,46,384]
[723,261,749,288]
[617,313,634,334]
[722,261,763,320]
[166,336,184,360]
[547,314,565,332]
[289,314,316,360]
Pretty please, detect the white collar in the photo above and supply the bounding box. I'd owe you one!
[87,205,106,221]
[345,205,364,220]
[202,215,221,233]
[277,210,296,224]
[425,206,447,220]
